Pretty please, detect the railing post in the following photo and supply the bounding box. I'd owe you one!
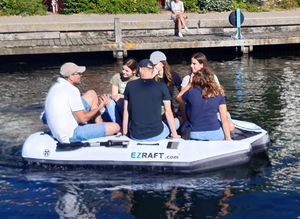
[115,18,122,45]
[113,17,125,59]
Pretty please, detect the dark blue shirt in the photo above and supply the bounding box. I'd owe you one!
[124,79,171,139]
[182,88,226,131]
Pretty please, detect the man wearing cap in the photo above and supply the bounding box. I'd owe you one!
[45,62,120,143]
[122,59,180,141]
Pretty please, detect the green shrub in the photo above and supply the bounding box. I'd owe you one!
[233,0,267,12]
[198,0,233,12]
[0,0,47,15]
[183,0,199,12]
[278,0,298,9]
[62,0,160,14]
[233,0,299,11]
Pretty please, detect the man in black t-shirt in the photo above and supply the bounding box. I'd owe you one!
[123,59,180,141]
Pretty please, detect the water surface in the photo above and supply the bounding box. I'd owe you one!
[0,48,299,218]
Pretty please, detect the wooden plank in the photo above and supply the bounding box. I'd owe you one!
[60,39,67,46]
[49,39,55,46]
[0,32,60,40]
[36,40,45,46]
[65,39,73,46]
[42,39,49,46]
[1,31,300,56]
[90,38,101,44]
[70,38,79,45]
[76,38,84,45]
[81,38,90,45]
[54,39,61,46]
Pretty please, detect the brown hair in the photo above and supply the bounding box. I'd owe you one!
[153,60,173,87]
[123,58,138,75]
[192,69,225,99]
[191,52,214,75]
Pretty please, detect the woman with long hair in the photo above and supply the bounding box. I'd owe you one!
[181,52,219,89]
[150,51,182,130]
[150,51,182,111]
[176,54,233,141]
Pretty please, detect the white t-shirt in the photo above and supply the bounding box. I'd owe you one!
[171,1,184,13]
[181,74,220,88]
[45,78,84,143]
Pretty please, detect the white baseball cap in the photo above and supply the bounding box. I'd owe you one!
[60,62,86,77]
[150,51,167,65]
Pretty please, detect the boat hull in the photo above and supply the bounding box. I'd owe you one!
[22,119,271,173]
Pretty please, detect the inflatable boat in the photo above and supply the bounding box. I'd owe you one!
[22,119,271,173]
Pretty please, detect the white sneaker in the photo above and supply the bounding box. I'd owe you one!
[184,26,189,32]
[178,32,183,37]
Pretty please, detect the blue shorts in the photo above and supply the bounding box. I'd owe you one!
[69,99,106,142]
[69,123,106,142]
[190,128,225,141]
[190,113,232,141]
[131,122,170,142]
[163,118,180,130]
[81,97,91,112]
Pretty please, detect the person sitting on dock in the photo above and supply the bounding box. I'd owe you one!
[176,68,232,141]
[45,62,120,143]
[122,59,180,141]
[171,0,189,37]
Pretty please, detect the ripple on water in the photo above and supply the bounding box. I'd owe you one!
[0,53,299,218]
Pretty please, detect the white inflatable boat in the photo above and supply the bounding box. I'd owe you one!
[22,119,271,173]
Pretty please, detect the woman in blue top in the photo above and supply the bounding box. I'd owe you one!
[176,67,232,141]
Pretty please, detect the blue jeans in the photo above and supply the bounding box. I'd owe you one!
[102,100,122,125]
[69,123,106,142]
[130,122,170,142]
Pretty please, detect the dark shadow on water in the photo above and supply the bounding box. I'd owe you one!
[0,48,238,75]
[1,44,298,74]
[251,44,300,59]
[0,51,115,74]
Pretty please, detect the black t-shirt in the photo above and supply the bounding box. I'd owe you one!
[158,71,182,110]
[159,71,182,98]
[124,79,171,139]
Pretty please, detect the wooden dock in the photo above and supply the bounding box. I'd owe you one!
[0,11,299,58]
